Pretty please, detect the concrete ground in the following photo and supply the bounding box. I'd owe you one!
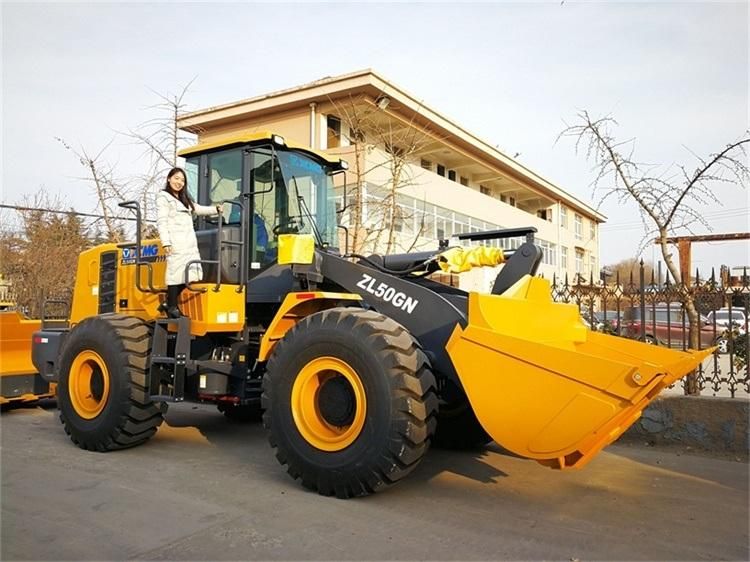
[2,402,748,561]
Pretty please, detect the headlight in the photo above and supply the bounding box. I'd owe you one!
[272,135,286,146]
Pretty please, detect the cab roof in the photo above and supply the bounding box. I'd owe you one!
[178,130,346,168]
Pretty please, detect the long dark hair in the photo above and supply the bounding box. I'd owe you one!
[163,167,195,211]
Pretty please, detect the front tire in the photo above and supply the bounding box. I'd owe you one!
[433,383,492,450]
[262,308,437,498]
[57,314,166,451]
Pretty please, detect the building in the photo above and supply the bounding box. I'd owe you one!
[176,69,604,289]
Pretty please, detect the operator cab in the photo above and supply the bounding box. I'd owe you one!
[178,132,348,284]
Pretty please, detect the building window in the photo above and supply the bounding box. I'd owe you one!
[480,185,491,196]
[590,220,596,240]
[560,206,568,228]
[509,196,516,207]
[575,249,584,274]
[539,240,557,266]
[437,164,446,177]
[536,209,552,221]
[500,194,507,203]
[448,170,457,182]
[574,214,583,240]
[561,246,568,270]
[459,176,469,186]
[327,115,341,149]
[421,159,432,170]
[590,256,597,277]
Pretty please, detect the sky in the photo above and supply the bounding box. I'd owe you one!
[2,1,748,273]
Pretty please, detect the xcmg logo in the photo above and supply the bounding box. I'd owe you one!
[121,244,163,264]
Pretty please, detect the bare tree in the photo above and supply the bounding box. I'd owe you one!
[561,111,749,392]
[122,79,199,231]
[122,78,195,228]
[603,257,662,286]
[56,81,199,239]
[55,137,130,242]
[0,190,91,316]
[330,94,436,255]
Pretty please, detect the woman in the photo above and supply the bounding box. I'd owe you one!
[156,167,220,318]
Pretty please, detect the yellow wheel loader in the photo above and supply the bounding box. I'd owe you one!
[31,132,712,497]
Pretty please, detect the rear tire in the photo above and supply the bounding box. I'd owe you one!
[57,314,166,451]
[262,308,438,498]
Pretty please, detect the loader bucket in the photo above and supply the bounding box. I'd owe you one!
[0,311,41,377]
[446,275,714,470]
[0,311,55,406]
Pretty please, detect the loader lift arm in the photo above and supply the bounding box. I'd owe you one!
[315,228,543,385]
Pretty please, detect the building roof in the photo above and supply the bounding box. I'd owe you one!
[178,130,345,166]
[177,69,606,222]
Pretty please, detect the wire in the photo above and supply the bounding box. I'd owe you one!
[0,203,155,223]
[601,208,749,231]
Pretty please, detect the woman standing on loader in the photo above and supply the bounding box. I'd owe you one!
[156,167,220,318]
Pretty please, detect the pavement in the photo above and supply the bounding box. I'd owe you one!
[2,402,748,561]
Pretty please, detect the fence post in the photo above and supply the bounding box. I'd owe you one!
[685,270,699,395]
[639,260,646,343]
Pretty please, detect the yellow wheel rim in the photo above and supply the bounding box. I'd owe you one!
[291,356,367,452]
[69,350,110,419]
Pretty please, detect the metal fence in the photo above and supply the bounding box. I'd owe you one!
[550,265,750,398]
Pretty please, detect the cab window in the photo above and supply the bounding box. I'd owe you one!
[185,158,199,201]
[249,148,287,267]
[208,149,243,223]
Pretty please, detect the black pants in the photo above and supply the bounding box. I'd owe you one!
[166,284,185,309]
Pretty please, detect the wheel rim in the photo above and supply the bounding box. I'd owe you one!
[69,350,110,419]
[291,356,366,452]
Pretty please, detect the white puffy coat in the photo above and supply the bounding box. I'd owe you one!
[156,191,218,285]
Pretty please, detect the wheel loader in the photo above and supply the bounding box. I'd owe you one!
[31,132,712,498]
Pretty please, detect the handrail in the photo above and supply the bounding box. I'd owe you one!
[185,199,246,293]
[41,297,70,328]
[118,200,162,294]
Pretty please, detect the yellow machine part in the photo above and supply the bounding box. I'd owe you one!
[277,234,316,265]
[69,242,246,336]
[446,275,714,470]
[0,311,56,404]
[0,311,42,377]
[69,243,119,324]
[258,292,363,361]
[438,246,505,273]
[178,284,246,336]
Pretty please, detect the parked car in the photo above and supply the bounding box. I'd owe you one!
[705,308,747,354]
[593,310,623,333]
[705,308,747,331]
[621,305,720,349]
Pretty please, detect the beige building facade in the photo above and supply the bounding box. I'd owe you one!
[177,70,604,288]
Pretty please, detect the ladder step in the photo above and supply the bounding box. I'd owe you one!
[151,395,185,403]
[151,357,176,365]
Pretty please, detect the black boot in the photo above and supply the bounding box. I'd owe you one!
[165,285,185,319]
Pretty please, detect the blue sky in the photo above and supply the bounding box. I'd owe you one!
[2,1,748,271]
